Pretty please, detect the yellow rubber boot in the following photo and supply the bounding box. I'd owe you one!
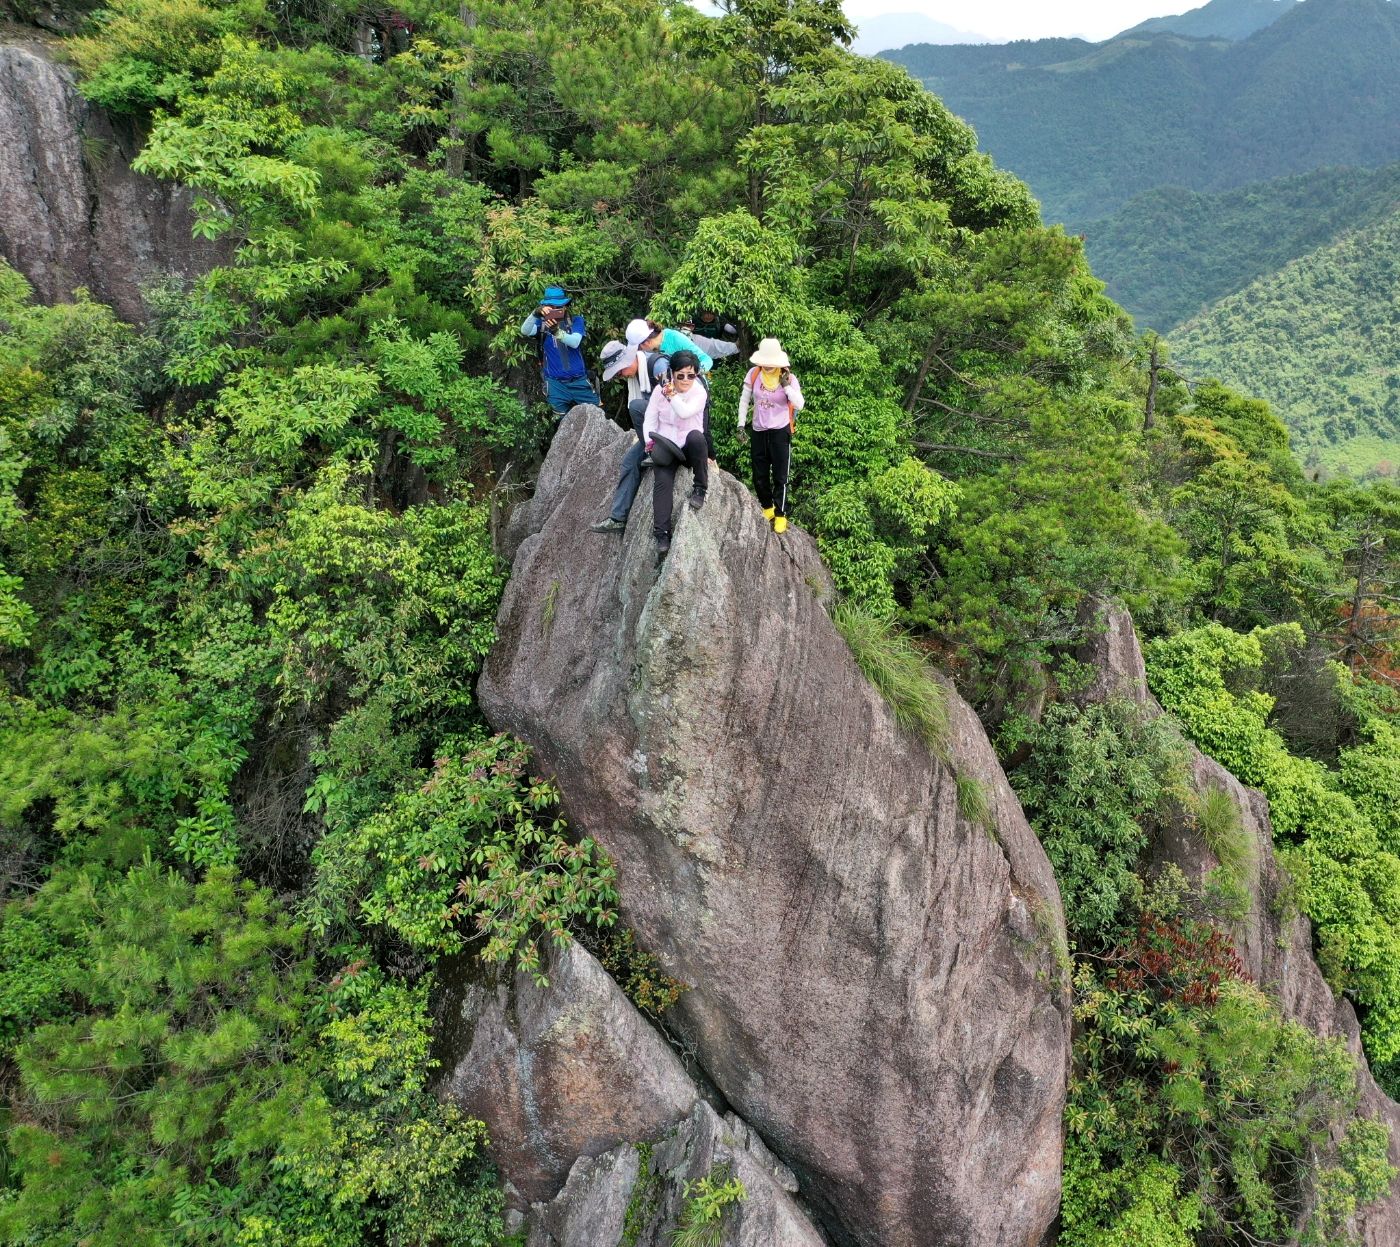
[762,507,775,521]
[773,515,788,534]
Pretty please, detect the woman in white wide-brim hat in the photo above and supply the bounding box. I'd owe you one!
[737,338,804,533]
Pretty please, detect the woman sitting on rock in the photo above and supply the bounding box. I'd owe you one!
[737,337,804,534]
[643,349,712,557]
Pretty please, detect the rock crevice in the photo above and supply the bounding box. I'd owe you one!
[0,39,221,320]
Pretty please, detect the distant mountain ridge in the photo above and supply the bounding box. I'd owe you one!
[885,0,1400,225]
[852,12,991,55]
[1124,0,1298,40]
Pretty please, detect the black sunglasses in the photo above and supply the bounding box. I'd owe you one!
[672,370,698,380]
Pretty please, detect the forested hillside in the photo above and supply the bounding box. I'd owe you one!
[2,0,1400,1243]
[886,0,1400,225]
[1169,205,1400,474]
[1083,162,1400,331]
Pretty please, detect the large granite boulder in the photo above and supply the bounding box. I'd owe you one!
[478,407,1071,1247]
[527,1100,830,1247]
[0,39,221,321]
[434,929,829,1243]
[1076,599,1400,1243]
[435,939,700,1207]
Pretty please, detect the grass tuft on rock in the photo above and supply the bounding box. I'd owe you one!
[1194,785,1254,883]
[834,601,948,756]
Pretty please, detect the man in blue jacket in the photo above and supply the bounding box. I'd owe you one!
[520,285,600,415]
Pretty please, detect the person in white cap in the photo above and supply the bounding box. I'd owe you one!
[738,338,804,533]
[626,318,713,380]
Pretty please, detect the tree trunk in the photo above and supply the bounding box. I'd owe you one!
[446,5,477,180]
[905,333,942,414]
[1144,337,1160,430]
[1346,523,1379,672]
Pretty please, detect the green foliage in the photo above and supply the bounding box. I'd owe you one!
[954,773,993,830]
[1147,623,1400,1062]
[670,1165,746,1247]
[0,696,246,870]
[1007,699,1189,945]
[652,212,802,347]
[1149,381,1313,630]
[0,865,506,1246]
[832,602,948,756]
[594,928,688,1019]
[930,415,1185,687]
[622,1143,663,1247]
[255,961,507,1247]
[1194,785,1253,885]
[1062,1155,1202,1247]
[1083,162,1400,332]
[1171,205,1400,472]
[1,863,317,1244]
[813,457,959,613]
[1065,919,1395,1246]
[0,897,79,1055]
[309,735,618,981]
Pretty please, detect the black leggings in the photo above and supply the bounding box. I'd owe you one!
[652,430,709,538]
[751,426,792,517]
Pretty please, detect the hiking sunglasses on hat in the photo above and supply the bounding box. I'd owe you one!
[600,339,637,383]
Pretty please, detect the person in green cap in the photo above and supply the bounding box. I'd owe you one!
[521,285,600,415]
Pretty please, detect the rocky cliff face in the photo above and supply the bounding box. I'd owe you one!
[1077,600,1400,1245]
[471,408,1071,1247]
[0,38,220,320]
[435,940,832,1245]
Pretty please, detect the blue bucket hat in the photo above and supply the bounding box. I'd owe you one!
[540,285,572,308]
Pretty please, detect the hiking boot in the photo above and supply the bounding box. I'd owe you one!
[762,506,776,521]
[773,515,788,534]
[590,517,626,533]
[656,533,671,556]
[688,488,706,511]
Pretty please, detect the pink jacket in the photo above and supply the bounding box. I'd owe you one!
[644,383,708,447]
[738,369,804,432]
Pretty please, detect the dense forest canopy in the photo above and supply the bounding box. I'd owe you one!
[1169,205,1400,476]
[888,0,1400,486]
[1081,162,1400,334]
[1,0,1399,1242]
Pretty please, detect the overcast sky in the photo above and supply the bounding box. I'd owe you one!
[841,0,1205,41]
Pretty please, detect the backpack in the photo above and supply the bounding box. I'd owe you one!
[745,367,796,433]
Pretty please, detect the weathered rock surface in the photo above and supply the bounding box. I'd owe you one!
[435,939,700,1206]
[0,39,220,321]
[1,4,97,34]
[1077,599,1400,1244]
[527,1101,830,1247]
[477,407,1071,1247]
